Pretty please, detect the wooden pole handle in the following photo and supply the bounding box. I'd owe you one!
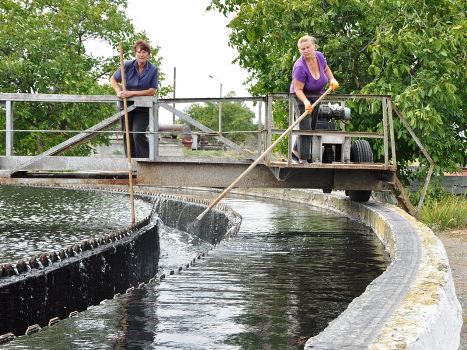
[195,87,333,221]
[119,43,136,224]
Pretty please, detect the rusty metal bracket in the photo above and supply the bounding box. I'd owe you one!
[392,103,435,214]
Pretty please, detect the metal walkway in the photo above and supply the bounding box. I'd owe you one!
[0,92,432,212]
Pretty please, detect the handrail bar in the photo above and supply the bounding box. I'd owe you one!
[158,96,264,103]
[0,93,150,103]
[0,93,264,104]
[0,92,392,104]
[266,93,392,100]
[271,129,384,138]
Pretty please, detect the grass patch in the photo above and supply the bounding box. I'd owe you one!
[416,189,467,231]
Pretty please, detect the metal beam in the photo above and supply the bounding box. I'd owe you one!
[159,102,255,159]
[5,101,13,156]
[148,102,159,160]
[1,156,131,171]
[1,155,394,190]
[137,160,392,190]
[392,105,435,213]
[8,105,136,176]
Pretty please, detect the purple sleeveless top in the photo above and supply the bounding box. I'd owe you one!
[289,51,328,95]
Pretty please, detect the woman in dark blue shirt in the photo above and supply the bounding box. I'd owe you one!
[111,39,158,158]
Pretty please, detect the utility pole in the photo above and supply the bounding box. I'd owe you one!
[209,75,222,135]
[218,82,223,135]
[172,67,176,124]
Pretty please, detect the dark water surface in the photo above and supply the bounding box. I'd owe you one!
[2,189,388,349]
[0,185,153,262]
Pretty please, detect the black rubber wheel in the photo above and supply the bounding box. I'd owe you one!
[322,145,334,163]
[348,189,371,202]
[347,140,373,202]
[322,145,334,193]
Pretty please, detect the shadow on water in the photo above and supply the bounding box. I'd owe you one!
[3,191,388,350]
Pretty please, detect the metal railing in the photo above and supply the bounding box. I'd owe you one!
[0,92,396,164]
[262,93,396,167]
[0,93,265,161]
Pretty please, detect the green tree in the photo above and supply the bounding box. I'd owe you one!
[0,0,164,155]
[209,0,466,179]
[184,91,256,143]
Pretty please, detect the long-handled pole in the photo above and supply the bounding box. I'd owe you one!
[119,43,136,224]
[195,87,333,221]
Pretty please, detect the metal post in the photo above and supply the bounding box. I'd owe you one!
[172,67,176,124]
[288,95,294,164]
[265,94,273,163]
[387,98,396,165]
[149,101,159,160]
[218,83,223,135]
[257,101,262,156]
[209,75,223,136]
[382,97,389,165]
[6,100,13,156]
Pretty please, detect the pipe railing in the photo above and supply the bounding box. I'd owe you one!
[0,94,265,161]
[0,93,413,173]
[263,93,396,167]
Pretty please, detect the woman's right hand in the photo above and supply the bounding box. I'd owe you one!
[117,90,133,99]
[304,99,313,113]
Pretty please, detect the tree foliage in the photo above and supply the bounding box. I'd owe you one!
[0,0,163,155]
[209,0,466,177]
[184,92,256,143]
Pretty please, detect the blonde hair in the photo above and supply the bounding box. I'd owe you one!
[297,35,318,49]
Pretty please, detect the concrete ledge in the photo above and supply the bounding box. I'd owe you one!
[232,188,462,350]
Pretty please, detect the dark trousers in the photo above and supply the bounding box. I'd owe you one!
[294,98,319,160]
[120,107,149,158]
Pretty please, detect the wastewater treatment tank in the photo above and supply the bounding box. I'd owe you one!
[0,185,388,349]
[0,185,153,262]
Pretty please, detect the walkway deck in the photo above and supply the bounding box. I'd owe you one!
[0,155,395,190]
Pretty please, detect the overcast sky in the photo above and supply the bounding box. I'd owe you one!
[126,0,250,99]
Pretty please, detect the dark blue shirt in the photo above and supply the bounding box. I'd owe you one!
[113,59,158,108]
[113,59,158,90]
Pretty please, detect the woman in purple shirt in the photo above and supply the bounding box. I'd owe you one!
[290,35,339,161]
[111,39,158,158]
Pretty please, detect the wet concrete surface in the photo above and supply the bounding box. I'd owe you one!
[437,229,467,349]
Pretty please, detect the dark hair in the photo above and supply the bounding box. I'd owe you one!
[134,39,151,54]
